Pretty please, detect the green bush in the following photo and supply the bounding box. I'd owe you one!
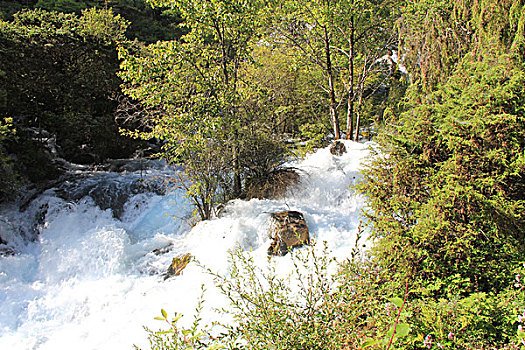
[0,117,19,200]
[359,53,525,298]
[144,247,525,349]
[203,241,402,350]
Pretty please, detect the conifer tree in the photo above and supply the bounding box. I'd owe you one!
[361,0,525,296]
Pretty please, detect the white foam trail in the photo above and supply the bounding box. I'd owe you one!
[0,140,372,349]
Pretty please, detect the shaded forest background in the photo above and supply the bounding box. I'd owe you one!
[0,0,186,200]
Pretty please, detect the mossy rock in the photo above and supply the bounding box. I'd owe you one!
[164,253,192,280]
[329,140,347,156]
[268,211,310,256]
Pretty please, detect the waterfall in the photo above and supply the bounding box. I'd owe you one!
[0,141,372,350]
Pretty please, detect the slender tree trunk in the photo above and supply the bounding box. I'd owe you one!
[231,53,242,198]
[346,14,355,140]
[232,143,241,197]
[324,26,340,140]
[346,93,354,140]
[354,92,363,142]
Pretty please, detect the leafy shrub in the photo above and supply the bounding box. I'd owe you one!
[244,168,299,200]
[138,287,224,350]
[359,53,525,298]
[395,262,525,350]
[203,240,401,350]
[143,245,525,350]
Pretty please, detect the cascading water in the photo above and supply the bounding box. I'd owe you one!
[0,141,372,350]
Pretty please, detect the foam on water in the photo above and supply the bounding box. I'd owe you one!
[0,140,372,349]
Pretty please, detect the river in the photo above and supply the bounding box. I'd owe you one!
[0,140,371,350]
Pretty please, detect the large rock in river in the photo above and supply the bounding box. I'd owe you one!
[268,211,310,256]
[329,140,347,156]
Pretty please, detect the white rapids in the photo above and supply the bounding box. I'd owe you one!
[0,140,372,350]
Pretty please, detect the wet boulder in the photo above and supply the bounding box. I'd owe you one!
[164,253,192,280]
[54,172,166,219]
[268,211,310,256]
[0,234,15,256]
[329,140,347,156]
[152,243,175,256]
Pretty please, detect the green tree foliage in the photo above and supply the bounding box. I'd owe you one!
[35,0,94,13]
[0,0,184,42]
[36,0,182,41]
[330,0,399,141]
[242,45,330,148]
[114,0,184,43]
[0,8,138,189]
[361,0,525,297]
[266,0,401,142]
[119,0,289,220]
[0,117,19,200]
[398,0,525,91]
[265,0,345,139]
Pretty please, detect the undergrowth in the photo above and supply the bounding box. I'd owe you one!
[140,240,525,349]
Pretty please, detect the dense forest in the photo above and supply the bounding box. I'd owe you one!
[0,0,184,200]
[1,0,525,349]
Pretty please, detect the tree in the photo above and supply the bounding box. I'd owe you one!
[397,0,525,91]
[119,0,284,219]
[0,8,137,193]
[360,0,525,297]
[396,0,474,91]
[0,0,185,42]
[331,0,398,141]
[266,0,343,139]
[266,0,400,142]
[241,45,330,146]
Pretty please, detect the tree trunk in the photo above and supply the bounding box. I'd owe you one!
[346,14,355,140]
[354,92,363,142]
[324,26,340,140]
[346,93,354,140]
[232,144,241,197]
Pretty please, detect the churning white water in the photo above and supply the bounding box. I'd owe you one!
[0,141,372,350]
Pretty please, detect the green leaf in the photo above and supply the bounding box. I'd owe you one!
[161,309,168,318]
[388,297,404,309]
[172,314,183,324]
[154,316,166,321]
[395,323,410,337]
[363,339,381,348]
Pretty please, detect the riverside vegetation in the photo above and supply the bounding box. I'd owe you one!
[1,0,525,349]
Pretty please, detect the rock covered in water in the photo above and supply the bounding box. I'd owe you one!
[164,253,192,280]
[268,211,310,256]
[0,233,15,256]
[152,243,175,256]
[329,140,347,156]
[53,172,166,219]
[106,158,168,173]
